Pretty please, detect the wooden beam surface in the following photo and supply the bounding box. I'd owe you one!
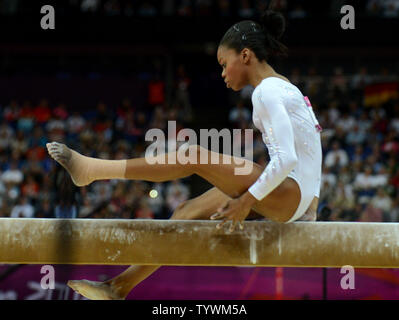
[0,218,399,268]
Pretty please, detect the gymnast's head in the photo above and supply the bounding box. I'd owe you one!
[217,10,288,91]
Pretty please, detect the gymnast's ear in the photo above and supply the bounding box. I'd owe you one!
[240,48,251,64]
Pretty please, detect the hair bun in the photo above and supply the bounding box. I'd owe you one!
[260,10,286,40]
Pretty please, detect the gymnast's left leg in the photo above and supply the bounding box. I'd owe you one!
[46,141,266,201]
[67,187,235,300]
[47,141,302,221]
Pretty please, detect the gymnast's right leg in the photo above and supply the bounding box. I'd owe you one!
[67,187,233,300]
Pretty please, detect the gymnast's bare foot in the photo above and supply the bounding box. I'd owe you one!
[68,280,125,300]
[46,142,93,187]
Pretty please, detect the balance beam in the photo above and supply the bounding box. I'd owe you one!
[0,218,399,268]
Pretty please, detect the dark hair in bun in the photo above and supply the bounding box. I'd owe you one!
[219,10,288,61]
[261,10,286,40]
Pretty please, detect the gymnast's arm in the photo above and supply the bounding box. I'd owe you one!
[244,89,298,203]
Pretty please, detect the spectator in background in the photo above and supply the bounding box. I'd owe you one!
[359,203,383,222]
[28,126,48,149]
[149,105,167,131]
[135,198,154,219]
[228,99,251,126]
[321,166,337,189]
[371,187,392,220]
[354,165,377,204]
[351,66,373,91]
[357,110,373,133]
[3,100,20,125]
[289,67,304,89]
[329,67,348,96]
[327,100,340,123]
[81,0,100,12]
[10,196,34,218]
[390,101,399,134]
[240,84,255,102]
[67,111,87,142]
[33,99,52,126]
[0,177,6,215]
[21,174,40,201]
[1,160,23,186]
[350,145,367,165]
[336,111,355,133]
[92,181,113,206]
[330,181,356,214]
[11,130,29,157]
[133,111,148,140]
[79,189,96,218]
[388,156,399,188]
[388,195,399,222]
[381,130,399,156]
[373,165,389,188]
[148,73,165,107]
[0,120,14,152]
[337,165,353,185]
[165,180,190,217]
[94,102,114,133]
[174,64,193,124]
[345,124,366,146]
[304,67,323,99]
[35,198,53,218]
[46,112,66,142]
[17,101,35,133]
[324,141,349,171]
[53,103,69,121]
[108,181,127,217]
[379,0,399,18]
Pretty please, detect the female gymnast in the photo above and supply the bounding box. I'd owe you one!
[46,9,322,300]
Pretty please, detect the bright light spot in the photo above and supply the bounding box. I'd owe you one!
[149,189,158,198]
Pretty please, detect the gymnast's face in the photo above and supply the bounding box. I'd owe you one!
[217,45,250,91]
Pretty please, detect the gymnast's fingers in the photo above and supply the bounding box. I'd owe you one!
[216,218,228,230]
[210,213,224,220]
[228,220,237,233]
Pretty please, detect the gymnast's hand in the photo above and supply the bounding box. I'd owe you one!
[210,192,257,232]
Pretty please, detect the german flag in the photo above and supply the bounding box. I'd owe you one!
[364,82,399,107]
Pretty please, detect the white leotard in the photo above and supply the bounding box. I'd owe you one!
[247,77,322,222]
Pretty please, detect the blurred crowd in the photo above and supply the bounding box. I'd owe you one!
[1,0,398,18]
[1,62,399,222]
[0,64,194,220]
